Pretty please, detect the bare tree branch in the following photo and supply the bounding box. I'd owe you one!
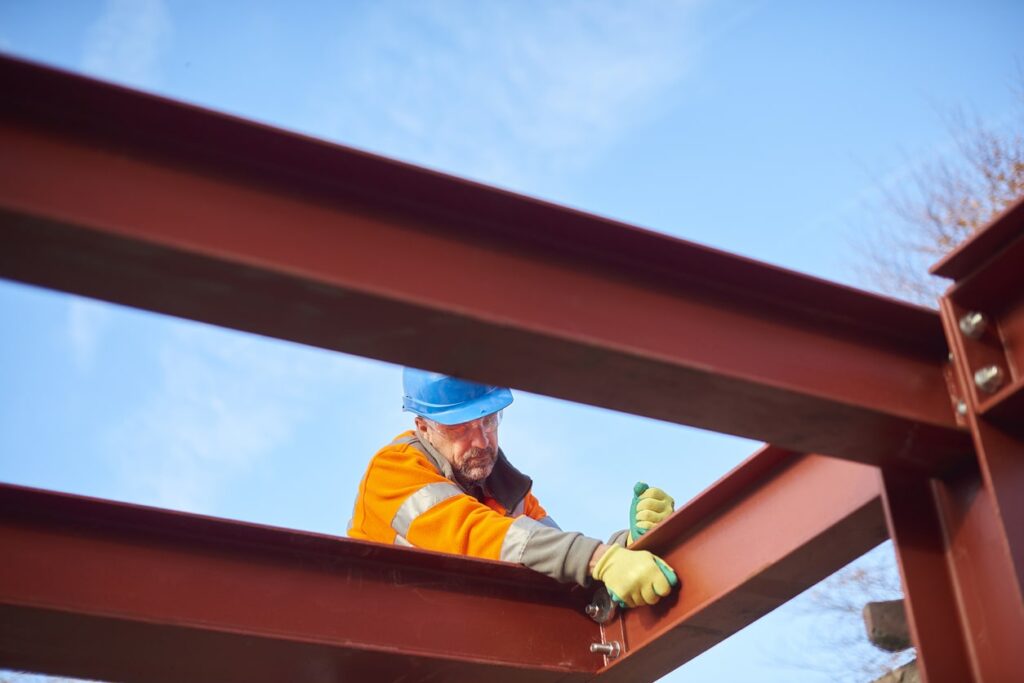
[857,80,1024,306]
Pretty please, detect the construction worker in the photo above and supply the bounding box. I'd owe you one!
[348,369,679,608]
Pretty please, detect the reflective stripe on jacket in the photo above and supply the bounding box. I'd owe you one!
[348,431,601,586]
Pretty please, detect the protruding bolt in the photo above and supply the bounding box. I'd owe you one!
[956,400,968,416]
[585,604,600,619]
[959,311,988,339]
[974,365,1005,394]
[590,642,622,659]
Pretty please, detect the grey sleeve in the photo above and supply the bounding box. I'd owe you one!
[500,516,602,586]
[607,529,630,547]
[538,515,561,530]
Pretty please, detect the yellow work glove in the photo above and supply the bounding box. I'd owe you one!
[629,483,675,546]
[591,544,678,608]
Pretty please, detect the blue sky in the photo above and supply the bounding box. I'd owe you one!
[1,1,1020,681]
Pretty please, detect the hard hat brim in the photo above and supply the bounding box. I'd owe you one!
[404,386,513,425]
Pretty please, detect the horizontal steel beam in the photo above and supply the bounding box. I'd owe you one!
[0,483,599,682]
[595,446,885,681]
[0,450,885,683]
[0,55,969,471]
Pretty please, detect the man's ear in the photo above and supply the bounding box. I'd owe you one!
[414,416,428,434]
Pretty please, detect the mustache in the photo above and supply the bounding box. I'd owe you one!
[465,446,496,461]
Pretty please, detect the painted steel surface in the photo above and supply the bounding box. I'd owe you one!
[0,483,598,682]
[0,54,969,471]
[2,53,1020,682]
[594,447,885,682]
[0,455,887,683]
[880,468,975,683]
[883,198,1024,683]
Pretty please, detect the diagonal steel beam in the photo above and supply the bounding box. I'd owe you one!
[593,446,885,681]
[0,483,599,683]
[0,54,969,471]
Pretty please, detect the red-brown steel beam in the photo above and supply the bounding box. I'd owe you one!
[0,54,969,472]
[0,483,600,683]
[882,199,1024,683]
[881,464,1023,683]
[936,197,1024,584]
[0,449,886,683]
[594,446,885,681]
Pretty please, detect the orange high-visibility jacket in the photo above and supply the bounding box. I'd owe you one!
[348,431,602,585]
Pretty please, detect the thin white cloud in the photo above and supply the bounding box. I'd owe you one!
[80,0,171,88]
[308,0,706,190]
[68,296,113,372]
[103,320,387,513]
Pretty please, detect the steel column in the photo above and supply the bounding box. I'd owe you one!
[0,54,969,471]
[880,467,973,683]
[882,199,1024,683]
[936,198,1024,585]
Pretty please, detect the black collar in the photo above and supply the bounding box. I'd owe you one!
[412,436,533,512]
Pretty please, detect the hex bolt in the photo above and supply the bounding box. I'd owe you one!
[959,311,988,339]
[974,365,1005,394]
[585,604,600,619]
[590,642,622,659]
[956,400,968,417]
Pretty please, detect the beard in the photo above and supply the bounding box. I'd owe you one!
[454,446,497,485]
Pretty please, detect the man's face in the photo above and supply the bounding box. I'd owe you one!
[417,412,501,486]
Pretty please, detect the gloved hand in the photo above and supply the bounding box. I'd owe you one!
[629,482,675,545]
[591,544,678,608]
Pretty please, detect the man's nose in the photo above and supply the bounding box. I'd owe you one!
[470,425,491,448]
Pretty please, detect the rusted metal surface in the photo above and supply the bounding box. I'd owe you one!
[593,446,885,682]
[0,483,598,682]
[884,200,1024,683]
[0,54,969,471]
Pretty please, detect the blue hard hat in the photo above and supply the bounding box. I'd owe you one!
[402,368,513,425]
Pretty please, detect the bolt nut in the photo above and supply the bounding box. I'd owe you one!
[590,641,622,659]
[959,311,988,339]
[974,365,1005,394]
[956,400,968,416]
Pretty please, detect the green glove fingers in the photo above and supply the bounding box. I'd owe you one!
[628,482,649,543]
[629,482,676,544]
[655,557,679,588]
[607,557,680,608]
[591,545,678,609]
